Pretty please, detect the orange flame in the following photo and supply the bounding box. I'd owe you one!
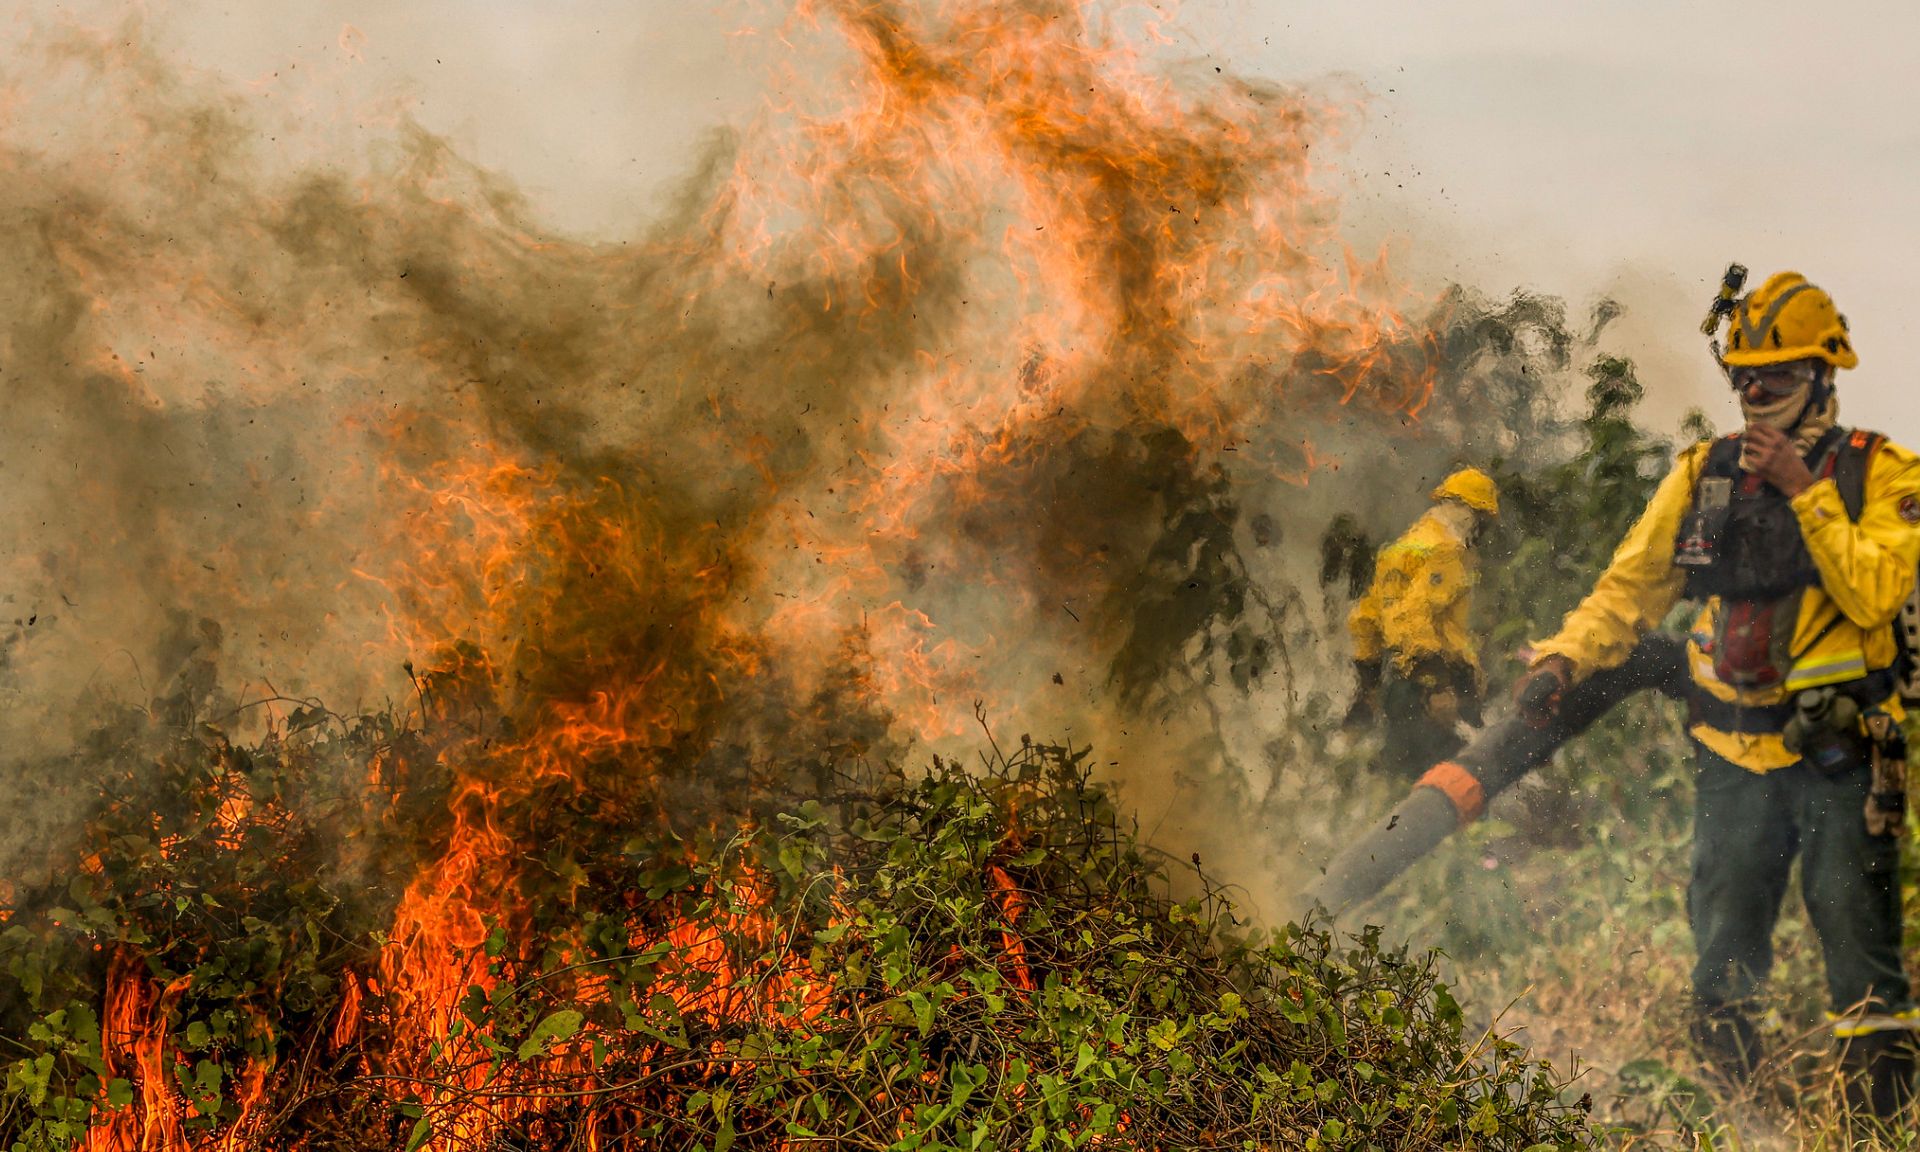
[29,2,1453,1147]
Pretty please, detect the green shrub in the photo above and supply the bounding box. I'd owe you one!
[1,711,1599,1151]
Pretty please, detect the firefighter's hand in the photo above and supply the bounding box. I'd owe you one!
[1457,688,1484,728]
[1741,424,1815,497]
[1514,655,1574,726]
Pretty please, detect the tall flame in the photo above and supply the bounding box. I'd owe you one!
[0,1,1468,1148]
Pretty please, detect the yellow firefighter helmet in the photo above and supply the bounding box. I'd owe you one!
[1431,467,1499,516]
[1720,271,1858,370]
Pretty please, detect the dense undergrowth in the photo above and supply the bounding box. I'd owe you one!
[1,700,1596,1151]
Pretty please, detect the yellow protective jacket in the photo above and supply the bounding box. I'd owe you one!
[1348,506,1481,682]
[1533,432,1920,770]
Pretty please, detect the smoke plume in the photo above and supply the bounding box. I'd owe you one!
[0,1,1613,913]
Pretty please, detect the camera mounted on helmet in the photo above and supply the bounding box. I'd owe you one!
[1704,266,1854,419]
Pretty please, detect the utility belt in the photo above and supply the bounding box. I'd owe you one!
[1687,667,1899,735]
[1689,669,1909,837]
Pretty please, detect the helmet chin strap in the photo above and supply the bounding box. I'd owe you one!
[1797,363,1833,430]
[1784,365,1842,457]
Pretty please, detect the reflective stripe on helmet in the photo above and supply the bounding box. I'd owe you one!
[1737,282,1813,354]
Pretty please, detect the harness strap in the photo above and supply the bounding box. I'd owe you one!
[1687,667,1899,735]
[1831,429,1884,520]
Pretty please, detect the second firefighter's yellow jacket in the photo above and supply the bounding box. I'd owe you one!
[1348,505,1481,681]
[1533,433,1920,770]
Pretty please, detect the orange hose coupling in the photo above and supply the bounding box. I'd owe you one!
[1417,761,1485,824]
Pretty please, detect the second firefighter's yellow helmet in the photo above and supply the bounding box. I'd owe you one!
[1720,271,1858,370]
[1431,467,1499,516]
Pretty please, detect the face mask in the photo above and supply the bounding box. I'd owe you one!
[1740,378,1812,432]
[1431,500,1483,544]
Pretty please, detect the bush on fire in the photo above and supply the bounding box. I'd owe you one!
[0,692,1594,1152]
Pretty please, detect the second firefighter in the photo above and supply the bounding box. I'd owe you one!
[1346,467,1501,778]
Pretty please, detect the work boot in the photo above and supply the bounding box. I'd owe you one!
[1838,1030,1917,1122]
[1690,1005,1763,1089]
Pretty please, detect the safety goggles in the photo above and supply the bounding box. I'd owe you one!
[1728,363,1816,398]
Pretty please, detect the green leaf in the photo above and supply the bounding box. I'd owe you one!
[14,1054,53,1106]
[1072,1042,1096,1077]
[907,992,934,1037]
[106,1078,135,1108]
[1468,1099,1501,1137]
[404,1116,433,1152]
[516,1010,584,1061]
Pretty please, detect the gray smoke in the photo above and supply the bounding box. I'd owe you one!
[0,3,1616,915]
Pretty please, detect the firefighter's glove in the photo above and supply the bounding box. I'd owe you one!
[1457,687,1485,728]
[1418,659,1482,728]
[1342,660,1382,730]
[1514,655,1574,728]
[1435,658,1483,726]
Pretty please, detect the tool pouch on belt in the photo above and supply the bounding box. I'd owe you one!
[1863,711,1908,838]
[1783,686,1865,774]
[1710,593,1802,690]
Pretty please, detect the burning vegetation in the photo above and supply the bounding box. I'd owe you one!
[3,692,1595,1150]
[0,0,1704,1149]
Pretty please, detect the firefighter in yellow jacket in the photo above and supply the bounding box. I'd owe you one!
[1516,272,1920,1114]
[1346,468,1500,778]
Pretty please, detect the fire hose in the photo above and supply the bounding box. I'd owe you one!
[1304,632,1920,914]
[1303,634,1688,914]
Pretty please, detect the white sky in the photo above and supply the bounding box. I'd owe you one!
[1207,0,1920,445]
[43,0,1920,445]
